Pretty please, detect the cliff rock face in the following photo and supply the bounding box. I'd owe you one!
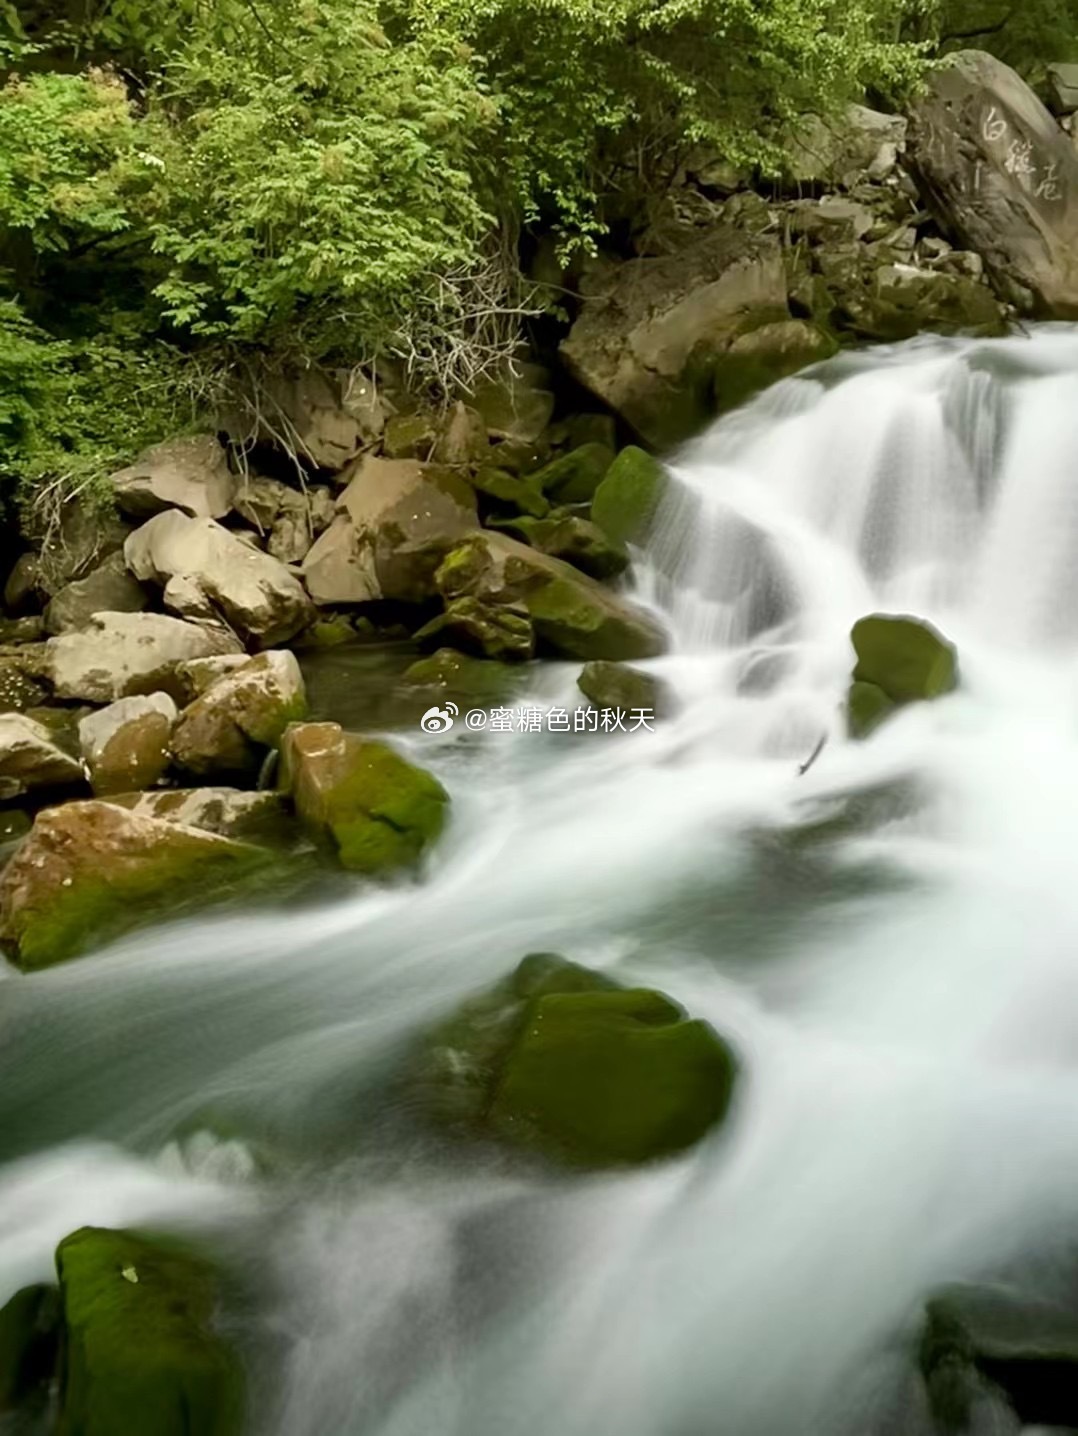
[907,50,1078,316]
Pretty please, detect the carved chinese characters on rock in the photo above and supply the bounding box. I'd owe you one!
[981,105,1063,203]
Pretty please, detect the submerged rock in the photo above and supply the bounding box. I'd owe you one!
[171,651,306,777]
[55,1226,243,1436]
[413,954,737,1168]
[920,1282,1078,1430]
[847,613,958,738]
[78,693,177,796]
[0,801,264,969]
[47,612,243,704]
[280,722,448,875]
[434,531,665,661]
[0,1282,61,1414]
[577,659,670,716]
[590,447,668,548]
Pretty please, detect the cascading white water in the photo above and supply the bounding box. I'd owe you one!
[7,327,1078,1434]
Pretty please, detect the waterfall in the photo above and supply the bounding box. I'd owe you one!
[7,327,1078,1434]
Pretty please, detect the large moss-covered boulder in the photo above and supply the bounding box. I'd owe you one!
[0,801,265,970]
[280,722,448,875]
[711,319,838,412]
[55,1226,243,1436]
[590,447,668,548]
[414,954,737,1168]
[847,613,958,737]
[434,531,665,662]
[0,1283,61,1414]
[920,1282,1078,1430]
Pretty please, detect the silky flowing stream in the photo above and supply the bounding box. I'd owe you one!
[7,327,1078,1435]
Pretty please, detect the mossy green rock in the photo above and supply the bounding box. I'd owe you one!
[468,467,550,518]
[590,447,668,547]
[847,679,895,740]
[492,514,629,580]
[415,954,737,1168]
[532,443,615,504]
[711,319,838,413]
[414,596,535,662]
[0,801,270,971]
[280,722,448,874]
[55,1227,243,1436]
[401,648,523,706]
[847,614,957,739]
[578,659,671,716]
[0,1283,61,1413]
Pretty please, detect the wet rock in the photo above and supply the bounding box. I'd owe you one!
[44,552,148,635]
[0,800,263,969]
[577,660,670,715]
[0,617,43,645]
[848,614,958,738]
[785,104,908,188]
[280,721,448,875]
[302,457,477,606]
[78,693,177,795]
[47,613,243,704]
[414,597,536,662]
[0,659,47,714]
[0,1283,61,1414]
[561,225,786,447]
[413,953,738,1167]
[533,443,615,504]
[55,1226,244,1436]
[104,787,288,840]
[0,713,83,793]
[712,319,838,412]
[906,50,1078,316]
[171,651,306,777]
[491,514,628,580]
[590,447,669,548]
[110,435,236,520]
[468,467,550,518]
[126,511,314,648]
[920,1282,1078,1430]
[401,648,523,707]
[435,531,665,662]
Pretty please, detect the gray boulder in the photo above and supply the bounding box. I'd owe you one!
[0,713,83,793]
[906,50,1078,315]
[560,225,787,447]
[110,436,236,520]
[47,612,243,703]
[44,552,147,635]
[1046,62,1078,116]
[125,511,313,647]
[785,104,908,187]
[171,650,306,776]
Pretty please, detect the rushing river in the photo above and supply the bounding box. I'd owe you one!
[7,327,1078,1435]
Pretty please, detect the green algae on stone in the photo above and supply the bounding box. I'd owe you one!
[0,1283,61,1413]
[0,801,273,971]
[851,614,958,703]
[532,443,615,504]
[469,467,550,518]
[847,679,895,739]
[590,447,668,547]
[55,1227,243,1436]
[490,514,629,580]
[281,722,449,875]
[577,659,671,716]
[413,953,737,1168]
[414,597,536,662]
